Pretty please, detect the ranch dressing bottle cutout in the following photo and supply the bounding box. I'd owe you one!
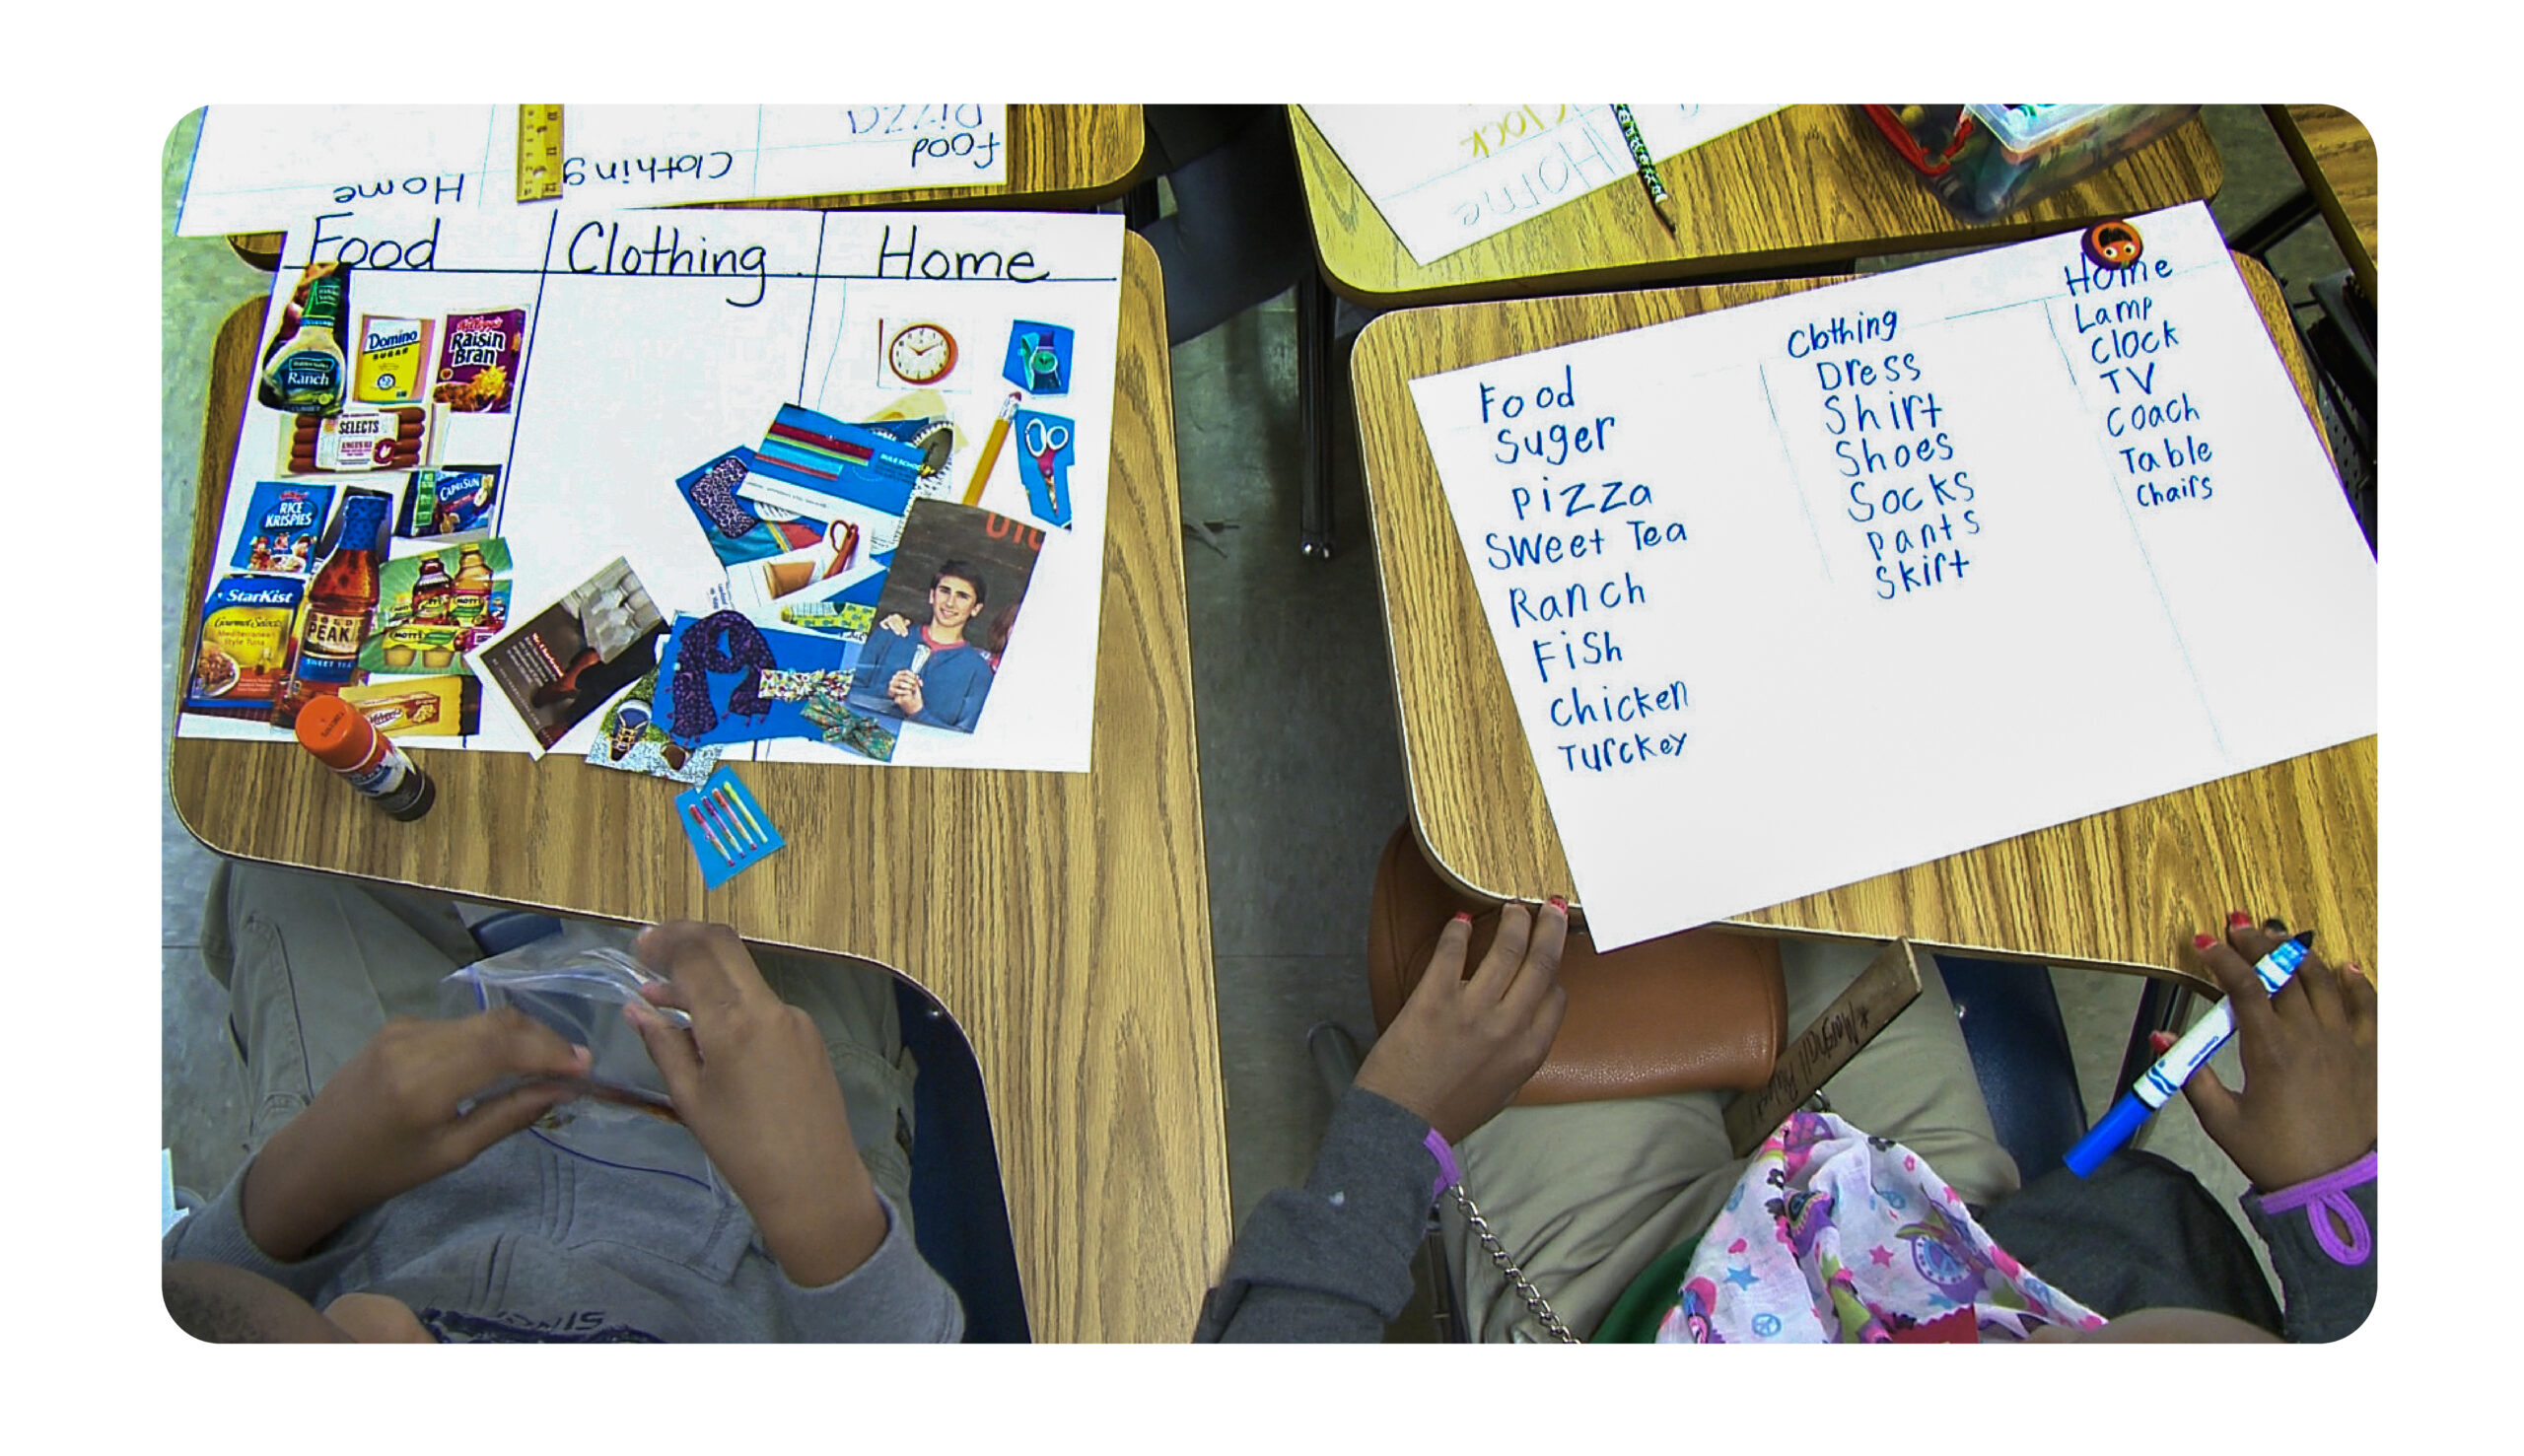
[262,269,351,415]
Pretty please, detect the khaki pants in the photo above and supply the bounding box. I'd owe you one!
[1443,937,2019,1342]
[198,860,918,1223]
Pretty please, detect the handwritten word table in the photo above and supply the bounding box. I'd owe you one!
[1350,251,2375,987]
[227,104,1147,272]
[171,233,1232,1342]
[1291,104,2226,307]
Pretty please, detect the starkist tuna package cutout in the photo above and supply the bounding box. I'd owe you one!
[177,206,1126,771]
[1405,203,2374,950]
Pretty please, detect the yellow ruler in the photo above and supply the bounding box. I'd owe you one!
[516,104,565,202]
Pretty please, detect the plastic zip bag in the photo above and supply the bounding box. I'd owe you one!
[440,923,719,1191]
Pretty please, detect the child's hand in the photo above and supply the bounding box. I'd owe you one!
[1355,900,1570,1144]
[624,923,887,1287]
[242,1011,591,1262]
[2177,917,2377,1191]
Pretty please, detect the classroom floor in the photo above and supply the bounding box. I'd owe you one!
[160,105,2359,1336]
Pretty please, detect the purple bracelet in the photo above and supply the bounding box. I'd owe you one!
[1423,1128,1462,1206]
[2257,1150,2377,1266]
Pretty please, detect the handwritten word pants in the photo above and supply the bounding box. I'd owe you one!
[1443,938,2019,1341]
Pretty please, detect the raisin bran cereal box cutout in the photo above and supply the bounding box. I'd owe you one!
[435,309,526,413]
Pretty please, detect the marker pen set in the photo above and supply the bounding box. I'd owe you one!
[674,765,785,888]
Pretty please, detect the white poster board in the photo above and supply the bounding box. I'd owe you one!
[177,105,1009,238]
[1302,104,1783,264]
[1407,202,2376,950]
[177,205,1124,774]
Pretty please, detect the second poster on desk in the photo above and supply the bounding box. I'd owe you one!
[1405,202,2376,949]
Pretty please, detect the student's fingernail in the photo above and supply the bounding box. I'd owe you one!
[1548,895,1568,912]
[2262,918,2288,935]
[1451,911,1473,925]
[2346,961,2364,979]
[2227,911,2252,928]
[2148,1031,2176,1054]
[2193,933,2217,949]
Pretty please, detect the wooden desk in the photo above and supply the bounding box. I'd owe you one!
[227,104,1147,272]
[2269,104,2377,303]
[1292,105,2225,308]
[1350,252,2376,990]
[170,233,1231,1343]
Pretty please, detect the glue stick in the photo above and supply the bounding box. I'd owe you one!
[294,694,436,821]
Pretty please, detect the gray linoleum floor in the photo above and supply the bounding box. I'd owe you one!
[161,105,2357,1334]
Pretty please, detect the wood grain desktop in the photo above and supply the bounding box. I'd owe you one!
[1292,104,2226,308]
[171,232,1231,1343]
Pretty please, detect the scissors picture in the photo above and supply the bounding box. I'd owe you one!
[1023,418,1071,459]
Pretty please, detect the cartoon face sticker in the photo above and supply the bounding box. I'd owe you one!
[2084,219,2144,270]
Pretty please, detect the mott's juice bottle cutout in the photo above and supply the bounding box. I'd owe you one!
[355,315,436,404]
[271,492,389,728]
[452,542,494,625]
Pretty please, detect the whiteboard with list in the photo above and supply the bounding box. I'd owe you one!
[1406,202,2376,951]
[177,104,1009,238]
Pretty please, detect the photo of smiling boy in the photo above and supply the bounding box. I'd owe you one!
[843,498,1045,734]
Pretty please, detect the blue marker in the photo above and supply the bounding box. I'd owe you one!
[2064,932,2315,1177]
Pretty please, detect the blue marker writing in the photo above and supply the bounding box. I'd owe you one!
[2064,932,2315,1177]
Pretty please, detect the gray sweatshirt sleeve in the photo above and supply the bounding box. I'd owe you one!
[1194,1086,1436,1343]
[165,1148,962,1343]
[2241,1167,2376,1344]
[162,1155,365,1300]
[770,1193,964,1342]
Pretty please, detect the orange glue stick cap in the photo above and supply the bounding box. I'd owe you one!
[292,694,377,770]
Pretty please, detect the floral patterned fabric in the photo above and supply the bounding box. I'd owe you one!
[1659,1111,2107,1344]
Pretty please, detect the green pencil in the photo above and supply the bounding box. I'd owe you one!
[1609,104,1681,237]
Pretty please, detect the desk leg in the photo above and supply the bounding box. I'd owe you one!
[1297,270,1338,560]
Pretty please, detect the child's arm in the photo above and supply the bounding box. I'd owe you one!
[1195,903,1571,1342]
[2179,919,2378,1342]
